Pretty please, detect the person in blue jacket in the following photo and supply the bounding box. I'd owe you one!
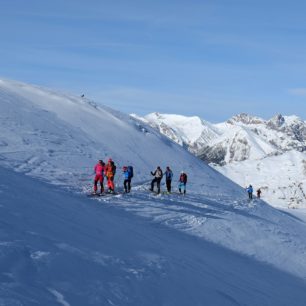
[123,166,133,193]
[165,166,173,193]
[246,185,253,199]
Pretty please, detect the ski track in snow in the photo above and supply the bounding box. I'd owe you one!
[2,166,306,306]
[82,182,306,279]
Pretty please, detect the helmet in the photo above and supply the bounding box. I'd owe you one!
[181,171,184,174]
[98,160,103,163]
[123,166,127,170]
[108,158,112,163]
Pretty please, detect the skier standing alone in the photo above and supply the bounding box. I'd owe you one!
[165,166,173,193]
[150,166,163,194]
[178,171,187,195]
[105,158,116,193]
[123,166,133,193]
[246,185,253,199]
[93,160,105,194]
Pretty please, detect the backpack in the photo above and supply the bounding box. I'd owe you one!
[127,166,134,178]
[156,169,163,178]
[180,173,187,183]
[111,161,116,175]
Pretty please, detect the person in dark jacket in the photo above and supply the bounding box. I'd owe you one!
[178,171,188,195]
[257,188,262,198]
[150,166,163,194]
[164,166,173,193]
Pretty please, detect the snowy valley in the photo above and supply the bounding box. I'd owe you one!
[1,79,306,305]
[134,112,306,208]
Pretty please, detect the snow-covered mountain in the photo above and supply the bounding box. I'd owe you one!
[2,79,306,304]
[135,112,306,208]
[131,112,220,153]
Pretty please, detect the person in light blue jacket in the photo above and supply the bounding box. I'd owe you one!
[246,185,253,199]
[122,166,133,193]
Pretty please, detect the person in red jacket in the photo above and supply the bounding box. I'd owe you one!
[93,160,105,194]
[105,158,117,193]
[178,171,188,195]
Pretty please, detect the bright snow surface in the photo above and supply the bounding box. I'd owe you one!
[1,79,306,305]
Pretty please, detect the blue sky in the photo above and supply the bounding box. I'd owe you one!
[1,0,306,122]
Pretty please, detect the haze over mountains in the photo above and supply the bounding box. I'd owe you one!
[133,112,306,208]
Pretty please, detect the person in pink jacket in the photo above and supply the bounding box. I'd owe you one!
[93,160,105,194]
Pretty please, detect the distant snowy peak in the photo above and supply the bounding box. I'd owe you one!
[227,113,265,125]
[267,114,306,144]
[133,112,220,153]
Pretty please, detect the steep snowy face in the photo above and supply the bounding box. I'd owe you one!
[206,113,306,164]
[0,79,236,195]
[132,112,220,153]
[268,114,306,145]
[199,123,278,165]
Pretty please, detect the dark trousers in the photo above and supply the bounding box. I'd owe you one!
[166,179,172,193]
[248,192,253,199]
[124,179,131,192]
[151,178,162,193]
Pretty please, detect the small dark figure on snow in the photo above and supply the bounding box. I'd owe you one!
[178,171,187,194]
[165,166,173,193]
[123,165,133,193]
[257,188,261,198]
[246,185,253,199]
[150,166,163,194]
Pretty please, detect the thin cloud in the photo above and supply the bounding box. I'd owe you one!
[288,88,306,97]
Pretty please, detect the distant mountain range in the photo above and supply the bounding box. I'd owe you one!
[132,112,306,208]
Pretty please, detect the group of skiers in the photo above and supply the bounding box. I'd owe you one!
[150,166,188,194]
[93,160,187,195]
[93,159,134,194]
[94,159,260,200]
[94,159,118,194]
[246,185,262,200]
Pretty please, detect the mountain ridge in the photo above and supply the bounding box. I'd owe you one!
[134,112,306,208]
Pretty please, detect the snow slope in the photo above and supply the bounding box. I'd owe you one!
[135,112,306,208]
[2,79,306,304]
[0,79,232,194]
[216,150,306,208]
[2,167,306,305]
